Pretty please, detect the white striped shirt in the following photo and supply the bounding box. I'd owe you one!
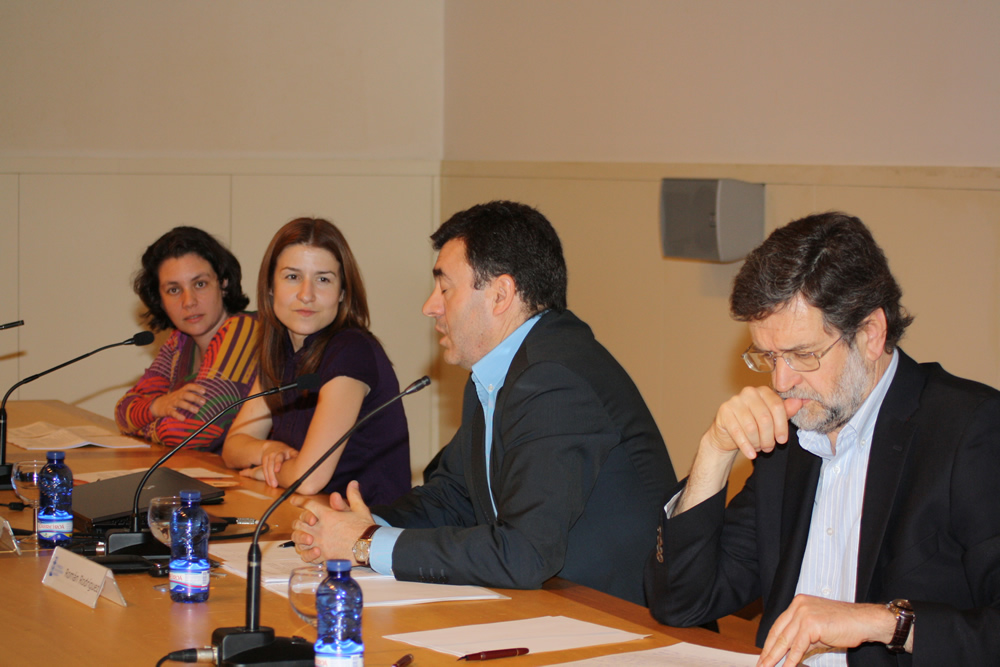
[791,352,898,666]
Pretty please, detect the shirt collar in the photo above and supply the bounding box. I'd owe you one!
[798,350,899,459]
[471,312,544,394]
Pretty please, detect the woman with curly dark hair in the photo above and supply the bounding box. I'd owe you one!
[115,227,260,452]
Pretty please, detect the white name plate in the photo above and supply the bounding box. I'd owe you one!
[42,546,127,608]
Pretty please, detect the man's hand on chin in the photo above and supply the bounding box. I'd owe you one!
[289,480,375,565]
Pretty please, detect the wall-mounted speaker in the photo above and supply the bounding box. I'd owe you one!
[659,178,764,262]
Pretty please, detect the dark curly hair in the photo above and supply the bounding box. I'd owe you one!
[133,226,249,332]
[731,211,913,351]
[431,200,567,314]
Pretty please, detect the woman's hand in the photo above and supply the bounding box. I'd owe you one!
[238,441,299,487]
[150,383,208,420]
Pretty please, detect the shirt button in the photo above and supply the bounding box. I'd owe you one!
[826,527,834,536]
[822,587,831,596]
[833,465,841,474]
[487,384,494,391]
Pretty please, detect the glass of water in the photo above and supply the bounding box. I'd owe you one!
[147,496,182,546]
[288,564,326,626]
[11,460,44,509]
[10,460,45,546]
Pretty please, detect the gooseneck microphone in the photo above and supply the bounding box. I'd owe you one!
[210,375,431,667]
[0,320,24,331]
[103,373,322,556]
[0,331,155,490]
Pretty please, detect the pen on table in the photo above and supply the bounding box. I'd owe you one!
[457,648,530,661]
[278,540,295,548]
[391,654,414,667]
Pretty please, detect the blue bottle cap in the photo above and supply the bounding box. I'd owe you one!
[326,559,352,573]
[46,451,65,460]
[180,489,202,502]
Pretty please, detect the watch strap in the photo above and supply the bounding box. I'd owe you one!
[352,524,380,567]
[885,599,914,653]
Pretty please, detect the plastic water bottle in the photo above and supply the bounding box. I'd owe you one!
[314,559,364,667]
[168,489,211,603]
[37,450,73,548]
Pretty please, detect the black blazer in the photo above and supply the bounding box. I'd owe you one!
[646,350,1000,665]
[375,309,676,604]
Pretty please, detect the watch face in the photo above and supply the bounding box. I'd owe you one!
[354,540,371,564]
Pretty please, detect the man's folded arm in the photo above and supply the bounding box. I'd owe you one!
[646,476,763,629]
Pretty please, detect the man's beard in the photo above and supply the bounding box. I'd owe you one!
[781,342,873,434]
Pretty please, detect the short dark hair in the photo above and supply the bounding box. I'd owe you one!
[731,211,913,351]
[133,226,249,331]
[431,201,567,314]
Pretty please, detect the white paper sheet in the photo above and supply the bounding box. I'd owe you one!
[547,643,759,666]
[383,615,648,656]
[210,540,508,607]
[9,421,149,450]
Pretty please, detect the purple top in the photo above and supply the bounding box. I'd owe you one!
[271,328,410,505]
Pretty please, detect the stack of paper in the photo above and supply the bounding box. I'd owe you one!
[209,540,508,607]
[9,422,148,450]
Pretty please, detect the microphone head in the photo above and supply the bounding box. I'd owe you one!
[295,373,322,392]
[130,331,155,346]
[404,376,431,395]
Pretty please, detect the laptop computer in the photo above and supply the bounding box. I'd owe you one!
[72,467,226,533]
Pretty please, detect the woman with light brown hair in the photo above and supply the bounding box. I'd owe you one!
[222,218,410,504]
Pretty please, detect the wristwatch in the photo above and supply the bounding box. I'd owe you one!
[885,599,914,653]
[352,525,380,567]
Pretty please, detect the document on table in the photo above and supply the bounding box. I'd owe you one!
[547,643,759,666]
[74,467,234,484]
[209,540,508,607]
[384,615,648,656]
[9,421,149,450]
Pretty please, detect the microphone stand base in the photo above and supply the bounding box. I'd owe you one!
[104,529,170,556]
[213,627,313,666]
[0,462,11,491]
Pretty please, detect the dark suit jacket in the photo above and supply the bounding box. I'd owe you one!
[646,350,1000,665]
[374,309,676,605]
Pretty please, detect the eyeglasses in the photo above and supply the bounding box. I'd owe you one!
[741,337,843,373]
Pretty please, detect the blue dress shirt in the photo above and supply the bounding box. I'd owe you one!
[368,313,542,575]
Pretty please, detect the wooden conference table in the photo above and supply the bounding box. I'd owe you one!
[0,401,758,666]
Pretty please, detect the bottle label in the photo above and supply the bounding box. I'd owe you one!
[314,655,363,667]
[37,517,73,540]
[169,568,210,596]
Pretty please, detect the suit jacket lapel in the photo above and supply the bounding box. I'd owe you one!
[855,350,923,600]
[768,434,822,617]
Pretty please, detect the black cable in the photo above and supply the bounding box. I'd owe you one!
[155,647,214,665]
[207,521,269,541]
[0,501,25,511]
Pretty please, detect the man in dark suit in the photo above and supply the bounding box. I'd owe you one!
[291,200,675,605]
[646,212,1000,665]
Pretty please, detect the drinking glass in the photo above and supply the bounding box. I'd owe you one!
[147,496,182,546]
[11,460,44,510]
[288,564,326,626]
[10,460,45,546]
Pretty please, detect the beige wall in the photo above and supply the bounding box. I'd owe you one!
[2,2,998,482]
[444,1,1000,166]
[0,1,444,159]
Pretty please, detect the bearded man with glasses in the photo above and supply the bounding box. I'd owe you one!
[646,212,1000,666]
